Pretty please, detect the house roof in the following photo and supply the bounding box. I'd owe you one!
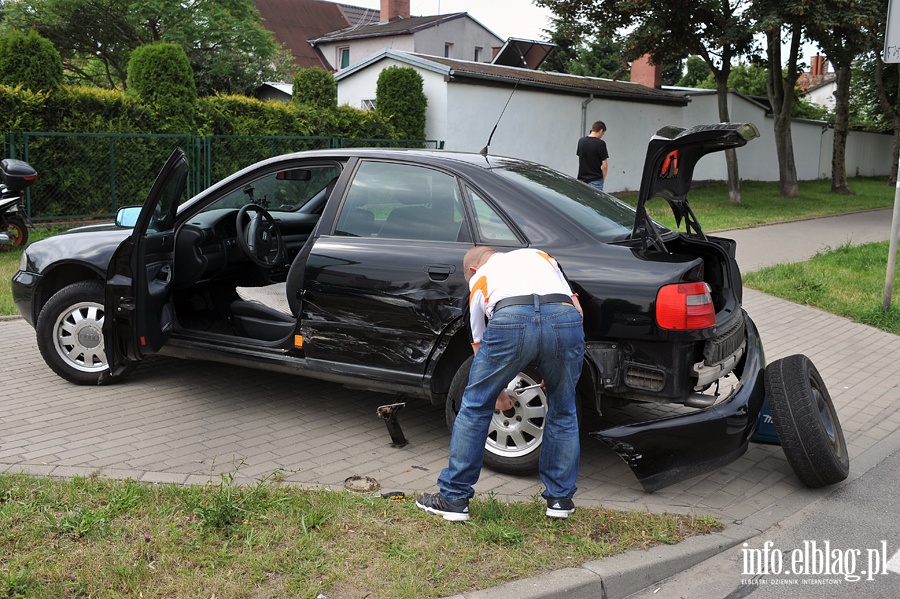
[334,2,381,27]
[310,13,470,44]
[337,50,688,106]
[254,0,378,69]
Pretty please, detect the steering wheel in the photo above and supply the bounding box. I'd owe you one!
[236,204,285,267]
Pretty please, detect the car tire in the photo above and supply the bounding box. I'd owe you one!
[36,281,112,385]
[447,356,572,476]
[1,215,28,249]
[764,354,849,488]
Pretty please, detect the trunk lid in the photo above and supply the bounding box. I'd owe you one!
[632,122,760,253]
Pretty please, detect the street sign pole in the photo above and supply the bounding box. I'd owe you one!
[883,0,900,310]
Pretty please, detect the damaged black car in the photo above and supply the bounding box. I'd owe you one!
[12,123,849,491]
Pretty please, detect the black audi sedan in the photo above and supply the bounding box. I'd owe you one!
[12,123,849,491]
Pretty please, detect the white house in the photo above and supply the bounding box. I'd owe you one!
[335,49,893,191]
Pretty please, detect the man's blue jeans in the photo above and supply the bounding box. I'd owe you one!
[589,178,604,191]
[437,299,584,501]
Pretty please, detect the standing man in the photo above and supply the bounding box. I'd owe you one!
[416,246,585,522]
[577,120,609,190]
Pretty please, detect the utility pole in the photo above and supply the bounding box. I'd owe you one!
[883,0,900,310]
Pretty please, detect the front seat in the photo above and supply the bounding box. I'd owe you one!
[230,238,312,341]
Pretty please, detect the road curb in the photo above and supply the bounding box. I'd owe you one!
[446,525,756,599]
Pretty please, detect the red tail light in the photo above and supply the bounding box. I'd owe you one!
[656,282,716,330]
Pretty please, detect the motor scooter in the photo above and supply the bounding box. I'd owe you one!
[0,158,38,249]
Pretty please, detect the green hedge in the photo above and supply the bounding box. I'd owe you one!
[0,84,395,139]
[0,29,63,92]
[0,84,402,219]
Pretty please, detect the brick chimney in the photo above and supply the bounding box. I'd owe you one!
[811,55,824,77]
[381,0,410,22]
[631,54,662,88]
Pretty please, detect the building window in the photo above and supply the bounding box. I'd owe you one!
[361,99,376,111]
[444,43,453,58]
[339,47,350,69]
[474,47,482,62]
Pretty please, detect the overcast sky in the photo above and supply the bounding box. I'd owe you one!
[342,0,554,41]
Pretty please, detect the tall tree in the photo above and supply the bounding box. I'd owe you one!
[0,0,293,95]
[805,0,882,193]
[859,0,900,185]
[539,16,581,74]
[540,17,628,79]
[751,0,808,198]
[678,55,713,87]
[873,56,900,185]
[536,0,755,205]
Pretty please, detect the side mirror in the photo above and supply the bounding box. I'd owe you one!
[115,206,142,228]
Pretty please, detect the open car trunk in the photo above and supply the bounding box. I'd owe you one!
[591,123,765,491]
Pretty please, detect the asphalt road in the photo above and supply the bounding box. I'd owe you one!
[626,444,900,598]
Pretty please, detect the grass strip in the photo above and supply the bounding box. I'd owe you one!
[0,472,720,599]
[743,240,900,335]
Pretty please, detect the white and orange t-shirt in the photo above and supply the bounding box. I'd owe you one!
[468,249,574,344]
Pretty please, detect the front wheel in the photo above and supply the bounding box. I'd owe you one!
[36,282,111,385]
[446,356,549,475]
[764,354,849,487]
[1,215,27,249]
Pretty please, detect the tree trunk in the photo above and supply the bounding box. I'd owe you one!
[830,65,852,194]
[716,76,742,205]
[773,112,799,197]
[873,58,900,186]
[766,27,800,198]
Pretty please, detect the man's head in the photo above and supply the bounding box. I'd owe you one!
[590,121,606,138]
[463,246,496,282]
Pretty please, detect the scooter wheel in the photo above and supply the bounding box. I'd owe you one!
[1,215,28,249]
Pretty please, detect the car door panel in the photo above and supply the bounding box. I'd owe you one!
[104,149,188,374]
[301,237,468,373]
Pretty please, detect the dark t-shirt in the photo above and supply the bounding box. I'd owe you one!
[576,136,609,182]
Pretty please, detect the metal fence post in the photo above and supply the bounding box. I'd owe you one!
[109,136,116,213]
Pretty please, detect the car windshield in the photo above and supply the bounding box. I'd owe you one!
[495,165,670,242]
[205,165,341,213]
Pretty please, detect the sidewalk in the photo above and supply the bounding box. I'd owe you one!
[2,209,899,599]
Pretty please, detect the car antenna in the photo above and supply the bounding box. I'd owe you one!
[480,80,520,157]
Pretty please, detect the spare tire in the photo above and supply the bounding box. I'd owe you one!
[764,354,849,487]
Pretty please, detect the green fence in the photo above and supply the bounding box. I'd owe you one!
[6,132,444,222]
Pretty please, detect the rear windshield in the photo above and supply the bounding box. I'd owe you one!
[495,165,669,242]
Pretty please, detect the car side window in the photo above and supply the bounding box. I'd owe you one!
[468,189,519,243]
[334,161,466,241]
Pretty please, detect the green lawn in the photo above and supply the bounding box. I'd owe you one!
[743,240,900,335]
[0,471,719,599]
[615,177,896,232]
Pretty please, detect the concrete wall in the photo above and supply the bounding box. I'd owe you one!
[337,56,895,193]
[338,57,450,136]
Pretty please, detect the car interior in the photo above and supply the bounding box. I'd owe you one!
[170,160,473,344]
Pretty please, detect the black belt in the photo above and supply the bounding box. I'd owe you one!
[493,293,573,313]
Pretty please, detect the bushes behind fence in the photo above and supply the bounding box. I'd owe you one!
[0,80,396,219]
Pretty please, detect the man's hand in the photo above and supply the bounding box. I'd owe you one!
[495,389,514,411]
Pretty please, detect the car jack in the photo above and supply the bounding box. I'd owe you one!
[376,402,408,447]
